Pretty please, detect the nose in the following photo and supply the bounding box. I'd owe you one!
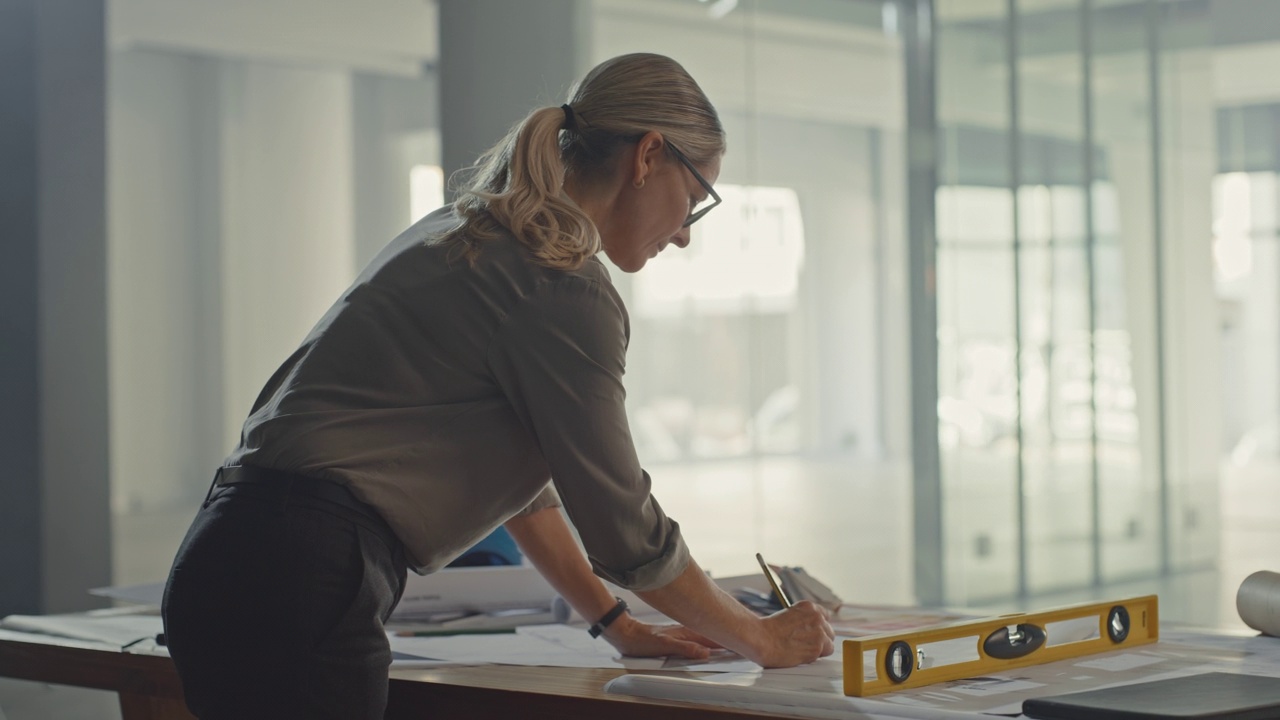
[671,226,692,248]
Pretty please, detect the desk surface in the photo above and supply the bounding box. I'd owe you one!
[9,621,1276,720]
[390,665,777,719]
[0,635,779,720]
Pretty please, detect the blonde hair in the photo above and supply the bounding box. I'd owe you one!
[442,53,725,270]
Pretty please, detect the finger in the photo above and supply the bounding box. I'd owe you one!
[682,635,722,650]
[663,627,723,649]
[665,638,712,659]
[680,631,724,649]
[798,599,825,615]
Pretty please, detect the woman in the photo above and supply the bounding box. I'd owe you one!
[162,52,834,720]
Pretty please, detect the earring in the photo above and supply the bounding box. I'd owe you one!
[634,178,645,189]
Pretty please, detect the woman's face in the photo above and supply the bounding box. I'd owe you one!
[601,137,722,273]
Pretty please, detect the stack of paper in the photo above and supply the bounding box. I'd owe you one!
[0,608,163,650]
[388,565,565,631]
[725,564,844,613]
[774,565,843,610]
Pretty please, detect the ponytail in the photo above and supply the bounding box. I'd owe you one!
[442,107,600,270]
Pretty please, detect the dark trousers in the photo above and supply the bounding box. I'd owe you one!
[162,467,408,720]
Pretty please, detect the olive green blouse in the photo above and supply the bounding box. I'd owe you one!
[226,207,690,591]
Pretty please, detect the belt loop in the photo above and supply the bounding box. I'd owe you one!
[201,467,224,509]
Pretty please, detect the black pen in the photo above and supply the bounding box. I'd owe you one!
[393,627,517,638]
[756,552,792,608]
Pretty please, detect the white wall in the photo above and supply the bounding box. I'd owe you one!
[352,72,440,267]
[1159,45,1222,567]
[591,0,902,130]
[217,60,358,446]
[108,49,225,512]
[109,51,440,515]
[109,0,436,76]
[1214,43,1280,107]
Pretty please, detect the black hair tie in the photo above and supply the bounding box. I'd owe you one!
[561,103,576,131]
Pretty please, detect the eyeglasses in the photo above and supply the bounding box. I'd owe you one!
[665,141,722,227]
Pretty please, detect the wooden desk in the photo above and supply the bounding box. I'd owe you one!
[0,635,776,720]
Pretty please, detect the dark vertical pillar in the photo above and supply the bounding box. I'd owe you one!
[0,0,43,616]
[902,0,944,606]
[1006,0,1028,599]
[1081,0,1103,587]
[1144,0,1171,576]
[438,0,585,197]
[0,0,111,615]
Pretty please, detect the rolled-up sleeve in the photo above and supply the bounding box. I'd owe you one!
[486,274,690,591]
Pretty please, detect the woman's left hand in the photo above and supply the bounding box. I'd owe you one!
[601,615,723,659]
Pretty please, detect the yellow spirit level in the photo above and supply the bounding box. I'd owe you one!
[843,595,1159,697]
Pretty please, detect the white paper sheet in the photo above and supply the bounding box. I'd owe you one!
[606,673,980,720]
[389,623,762,672]
[0,610,162,649]
[89,581,166,608]
[389,625,662,669]
[0,627,119,652]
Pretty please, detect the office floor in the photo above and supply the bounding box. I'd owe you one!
[3,457,1275,719]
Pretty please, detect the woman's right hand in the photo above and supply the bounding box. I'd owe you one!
[632,560,838,670]
[750,600,836,668]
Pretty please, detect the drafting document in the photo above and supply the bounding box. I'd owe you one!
[89,581,166,608]
[390,623,761,672]
[0,610,162,649]
[0,627,121,653]
[830,605,976,637]
[1159,628,1280,676]
[605,630,1280,718]
[389,605,571,634]
[607,674,979,720]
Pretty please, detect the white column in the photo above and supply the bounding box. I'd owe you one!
[1158,46,1221,569]
[218,61,358,446]
[108,49,225,515]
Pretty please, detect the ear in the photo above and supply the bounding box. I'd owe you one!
[630,130,666,187]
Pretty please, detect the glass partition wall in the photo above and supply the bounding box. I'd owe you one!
[586,0,915,602]
[1213,36,1280,618]
[930,0,1233,607]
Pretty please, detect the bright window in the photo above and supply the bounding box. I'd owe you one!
[633,184,805,318]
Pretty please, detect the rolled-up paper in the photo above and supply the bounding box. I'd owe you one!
[1237,570,1280,637]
